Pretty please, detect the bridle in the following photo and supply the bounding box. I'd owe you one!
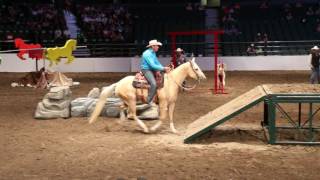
[168,60,201,91]
[189,60,201,80]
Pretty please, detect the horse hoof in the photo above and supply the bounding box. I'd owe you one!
[143,129,149,134]
[171,129,180,135]
[150,127,157,132]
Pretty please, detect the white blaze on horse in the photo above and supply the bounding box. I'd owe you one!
[89,58,206,133]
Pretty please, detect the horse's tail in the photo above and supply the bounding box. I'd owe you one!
[88,83,117,124]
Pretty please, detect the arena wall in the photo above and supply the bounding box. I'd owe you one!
[0,54,309,72]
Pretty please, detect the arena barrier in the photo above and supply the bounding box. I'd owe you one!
[0,54,310,72]
[184,84,320,145]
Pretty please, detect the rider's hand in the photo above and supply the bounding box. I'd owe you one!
[164,67,170,73]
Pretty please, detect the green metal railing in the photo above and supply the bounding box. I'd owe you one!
[263,94,320,145]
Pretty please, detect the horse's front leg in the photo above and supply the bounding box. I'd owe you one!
[168,103,179,134]
[150,101,167,132]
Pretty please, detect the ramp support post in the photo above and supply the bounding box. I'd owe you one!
[266,99,276,144]
[263,94,320,145]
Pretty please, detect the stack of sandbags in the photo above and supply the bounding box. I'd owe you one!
[34,86,71,119]
[72,87,123,117]
[71,87,159,119]
[137,103,159,120]
[71,97,123,117]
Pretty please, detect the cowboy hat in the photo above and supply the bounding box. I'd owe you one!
[176,48,183,52]
[311,46,319,50]
[146,39,162,47]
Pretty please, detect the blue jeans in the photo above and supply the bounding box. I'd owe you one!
[141,69,157,103]
[310,67,320,84]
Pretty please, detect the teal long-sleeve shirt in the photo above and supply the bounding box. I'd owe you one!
[140,48,164,71]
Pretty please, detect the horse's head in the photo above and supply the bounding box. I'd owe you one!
[186,57,206,80]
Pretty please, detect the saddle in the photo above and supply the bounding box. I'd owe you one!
[132,71,164,103]
[132,71,164,89]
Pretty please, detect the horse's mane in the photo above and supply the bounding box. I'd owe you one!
[168,60,190,75]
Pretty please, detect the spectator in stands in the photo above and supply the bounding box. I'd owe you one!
[77,4,132,42]
[284,3,291,12]
[6,32,13,40]
[63,29,70,39]
[195,3,205,11]
[247,44,257,56]
[54,29,62,39]
[295,1,304,17]
[286,12,293,21]
[186,3,193,11]
[296,1,303,8]
[316,23,320,33]
[140,39,170,105]
[260,1,269,9]
[309,46,320,84]
[259,0,269,20]
[229,25,241,36]
[234,3,241,10]
[306,7,314,16]
[255,33,263,42]
[263,33,268,43]
[315,6,320,15]
[262,33,269,55]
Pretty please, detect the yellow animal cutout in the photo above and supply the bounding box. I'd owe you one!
[46,39,77,66]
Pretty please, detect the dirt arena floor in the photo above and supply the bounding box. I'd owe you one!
[1,71,320,180]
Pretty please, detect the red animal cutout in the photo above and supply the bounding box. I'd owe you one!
[14,38,44,60]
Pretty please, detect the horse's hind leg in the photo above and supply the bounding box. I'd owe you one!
[128,100,149,133]
[119,103,127,122]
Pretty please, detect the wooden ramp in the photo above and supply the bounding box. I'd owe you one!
[184,86,267,143]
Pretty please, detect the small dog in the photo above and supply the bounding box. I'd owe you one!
[11,67,48,88]
[217,63,226,90]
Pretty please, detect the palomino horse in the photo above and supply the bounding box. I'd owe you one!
[89,58,206,133]
[46,39,77,66]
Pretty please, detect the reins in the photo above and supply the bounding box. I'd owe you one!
[167,61,201,91]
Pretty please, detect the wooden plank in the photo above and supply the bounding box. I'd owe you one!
[262,84,320,94]
[262,84,273,95]
[184,86,267,143]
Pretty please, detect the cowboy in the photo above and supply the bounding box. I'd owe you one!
[175,48,187,67]
[309,46,320,84]
[140,39,170,105]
